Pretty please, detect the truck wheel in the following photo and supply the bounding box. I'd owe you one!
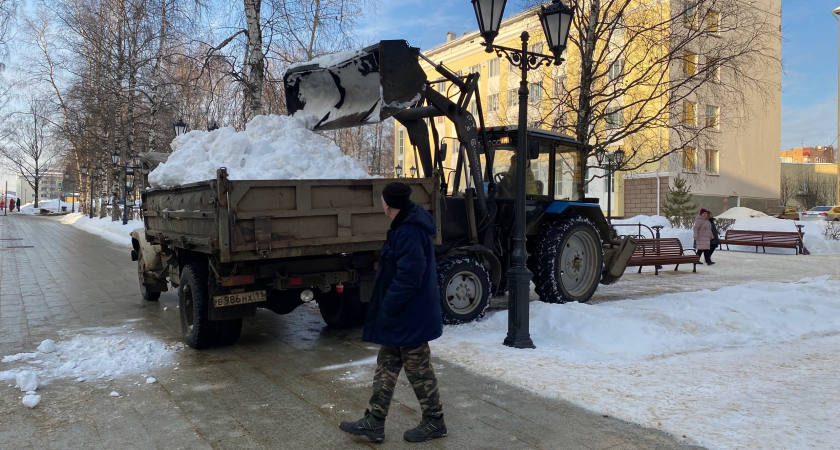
[214,319,243,346]
[534,216,603,304]
[437,255,491,324]
[178,263,215,349]
[318,284,363,328]
[138,257,161,301]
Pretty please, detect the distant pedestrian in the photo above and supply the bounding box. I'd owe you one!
[16,198,20,211]
[694,208,715,265]
[708,211,720,256]
[1,199,5,211]
[339,182,446,444]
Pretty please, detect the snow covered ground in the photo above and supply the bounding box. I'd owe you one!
[149,114,372,188]
[60,213,139,246]
[435,276,840,449]
[19,198,70,214]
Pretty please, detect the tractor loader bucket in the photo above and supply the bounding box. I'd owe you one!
[284,40,427,131]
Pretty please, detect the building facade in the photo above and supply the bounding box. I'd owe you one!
[17,172,64,204]
[780,146,836,164]
[394,0,782,217]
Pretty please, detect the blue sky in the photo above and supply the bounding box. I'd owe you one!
[357,0,840,152]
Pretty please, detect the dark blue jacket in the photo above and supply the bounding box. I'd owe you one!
[363,202,442,347]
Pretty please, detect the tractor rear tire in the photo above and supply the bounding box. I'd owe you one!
[533,216,603,304]
[437,255,491,324]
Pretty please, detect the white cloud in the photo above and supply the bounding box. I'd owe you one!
[781,96,838,150]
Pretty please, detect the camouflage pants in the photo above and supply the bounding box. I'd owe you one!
[368,343,443,419]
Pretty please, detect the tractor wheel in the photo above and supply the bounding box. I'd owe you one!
[138,256,162,301]
[534,216,603,304]
[318,283,364,328]
[178,263,215,349]
[437,255,491,324]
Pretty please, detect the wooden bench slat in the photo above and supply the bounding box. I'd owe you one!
[626,238,699,275]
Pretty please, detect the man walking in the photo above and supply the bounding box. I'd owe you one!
[340,182,446,443]
[16,198,20,212]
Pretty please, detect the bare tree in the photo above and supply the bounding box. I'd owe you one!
[779,170,797,207]
[520,0,781,198]
[0,94,58,208]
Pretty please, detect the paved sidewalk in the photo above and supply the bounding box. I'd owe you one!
[0,214,704,450]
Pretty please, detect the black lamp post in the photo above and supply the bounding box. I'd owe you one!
[410,166,417,178]
[80,165,94,219]
[64,172,75,213]
[595,147,625,222]
[207,122,219,131]
[174,119,188,136]
[113,152,142,225]
[472,0,573,349]
[395,164,403,178]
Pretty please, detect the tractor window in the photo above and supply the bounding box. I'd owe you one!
[555,146,581,201]
[492,145,550,198]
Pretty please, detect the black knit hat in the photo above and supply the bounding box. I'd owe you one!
[382,182,412,210]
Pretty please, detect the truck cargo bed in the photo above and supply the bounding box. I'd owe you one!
[142,169,439,262]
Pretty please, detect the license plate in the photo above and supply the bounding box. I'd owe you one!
[213,290,266,308]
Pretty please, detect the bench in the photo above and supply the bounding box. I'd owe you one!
[719,230,803,254]
[625,238,700,275]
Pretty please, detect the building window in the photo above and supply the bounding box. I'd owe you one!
[398,129,405,156]
[706,10,720,34]
[437,82,446,95]
[705,58,720,82]
[437,116,444,124]
[508,89,518,107]
[488,93,499,112]
[682,147,697,171]
[705,105,720,129]
[553,76,566,96]
[470,64,481,75]
[609,59,624,81]
[488,58,500,77]
[606,106,623,129]
[682,51,696,76]
[529,82,542,103]
[705,149,719,173]
[469,101,477,115]
[528,41,544,55]
[683,2,697,28]
[682,101,696,126]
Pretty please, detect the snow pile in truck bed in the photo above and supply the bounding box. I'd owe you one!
[148,114,371,188]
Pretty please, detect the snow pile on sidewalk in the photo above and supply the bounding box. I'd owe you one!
[19,199,67,215]
[148,114,371,188]
[0,327,176,383]
[60,213,139,246]
[716,206,768,220]
[435,277,840,449]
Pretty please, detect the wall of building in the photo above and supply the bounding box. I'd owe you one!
[623,176,669,216]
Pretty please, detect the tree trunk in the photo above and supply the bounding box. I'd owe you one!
[575,0,600,201]
[148,0,168,152]
[243,0,264,119]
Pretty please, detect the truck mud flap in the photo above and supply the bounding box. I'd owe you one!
[209,303,257,321]
[606,237,638,278]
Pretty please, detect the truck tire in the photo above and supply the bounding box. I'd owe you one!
[138,257,161,301]
[533,216,603,304]
[318,284,363,328]
[178,263,215,349]
[214,319,243,346]
[437,255,491,324]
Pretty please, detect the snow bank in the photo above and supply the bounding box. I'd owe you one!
[435,277,840,449]
[716,206,768,220]
[148,114,371,188]
[20,199,68,215]
[287,50,364,71]
[60,213,139,246]
[0,327,176,383]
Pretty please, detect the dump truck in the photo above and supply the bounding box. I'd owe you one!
[132,40,637,349]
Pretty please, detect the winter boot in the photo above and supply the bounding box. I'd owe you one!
[403,415,447,442]
[339,409,385,443]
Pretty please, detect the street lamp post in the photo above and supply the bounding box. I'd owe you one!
[471,0,573,349]
[80,165,94,219]
[595,148,625,222]
[113,152,142,225]
[410,166,417,178]
[174,119,188,137]
[64,172,75,213]
[395,164,403,178]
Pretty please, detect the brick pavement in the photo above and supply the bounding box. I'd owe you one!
[0,214,704,450]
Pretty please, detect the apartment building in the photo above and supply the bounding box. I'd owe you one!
[395,0,782,217]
